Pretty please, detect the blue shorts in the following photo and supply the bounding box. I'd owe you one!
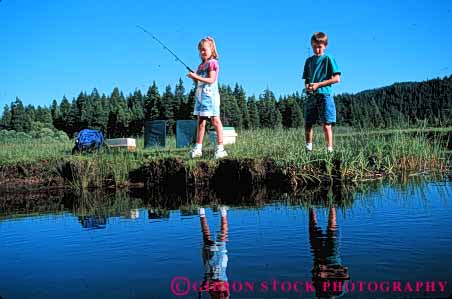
[304,93,336,125]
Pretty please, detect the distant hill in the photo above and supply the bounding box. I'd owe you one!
[335,75,452,127]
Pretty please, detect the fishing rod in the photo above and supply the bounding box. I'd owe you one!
[136,25,194,73]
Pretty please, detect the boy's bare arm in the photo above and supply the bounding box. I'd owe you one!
[308,74,341,92]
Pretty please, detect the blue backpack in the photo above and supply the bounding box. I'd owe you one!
[72,129,104,154]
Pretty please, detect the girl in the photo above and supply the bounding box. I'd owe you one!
[198,207,230,298]
[187,36,227,159]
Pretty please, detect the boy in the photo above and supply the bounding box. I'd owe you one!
[302,32,341,152]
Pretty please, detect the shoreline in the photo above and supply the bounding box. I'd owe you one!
[0,156,448,193]
[2,128,450,193]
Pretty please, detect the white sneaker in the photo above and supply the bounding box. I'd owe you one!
[190,148,202,158]
[305,144,313,152]
[214,148,228,159]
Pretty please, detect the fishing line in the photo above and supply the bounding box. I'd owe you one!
[136,25,194,73]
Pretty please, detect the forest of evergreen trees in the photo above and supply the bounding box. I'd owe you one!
[335,75,452,128]
[1,75,451,138]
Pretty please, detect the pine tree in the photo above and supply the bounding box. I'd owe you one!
[25,105,36,127]
[275,108,283,129]
[90,89,109,132]
[247,95,260,129]
[57,96,71,133]
[127,89,144,136]
[75,92,90,129]
[174,78,186,120]
[288,96,303,128]
[220,85,242,128]
[10,98,32,132]
[233,83,250,129]
[66,99,79,137]
[230,96,243,128]
[278,96,290,127]
[35,106,54,128]
[185,87,196,119]
[258,88,282,128]
[51,99,60,123]
[161,84,175,134]
[144,81,161,121]
[1,104,12,129]
[107,87,130,137]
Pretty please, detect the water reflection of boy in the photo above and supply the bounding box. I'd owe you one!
[78,215,107,229]
[309,207,349,298]
[198,207,230,299]
[147,208,170,219]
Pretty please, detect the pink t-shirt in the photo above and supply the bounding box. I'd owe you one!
[197,59,219,81]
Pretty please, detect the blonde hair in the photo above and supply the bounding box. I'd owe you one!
[198,36,219,60]
[311,32,328,46]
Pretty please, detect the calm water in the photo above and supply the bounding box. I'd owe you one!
[1,180,451,299]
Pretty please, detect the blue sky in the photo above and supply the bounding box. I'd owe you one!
[1,0,451,108]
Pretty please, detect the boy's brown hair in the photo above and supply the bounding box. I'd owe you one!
[311,32,328,46]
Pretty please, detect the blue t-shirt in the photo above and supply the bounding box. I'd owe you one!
[303,54,341,95]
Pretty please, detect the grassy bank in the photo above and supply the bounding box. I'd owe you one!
[0,127,450,190]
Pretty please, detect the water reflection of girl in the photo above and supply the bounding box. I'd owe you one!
[309,207,349,298]
[198,207,230,299]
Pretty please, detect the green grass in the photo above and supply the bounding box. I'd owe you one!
[0,127,449,188]
[229,127,448,180]
[0,138,71,164]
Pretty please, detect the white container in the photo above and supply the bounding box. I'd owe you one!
[105,138,137,151]
[209,127,238,145]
